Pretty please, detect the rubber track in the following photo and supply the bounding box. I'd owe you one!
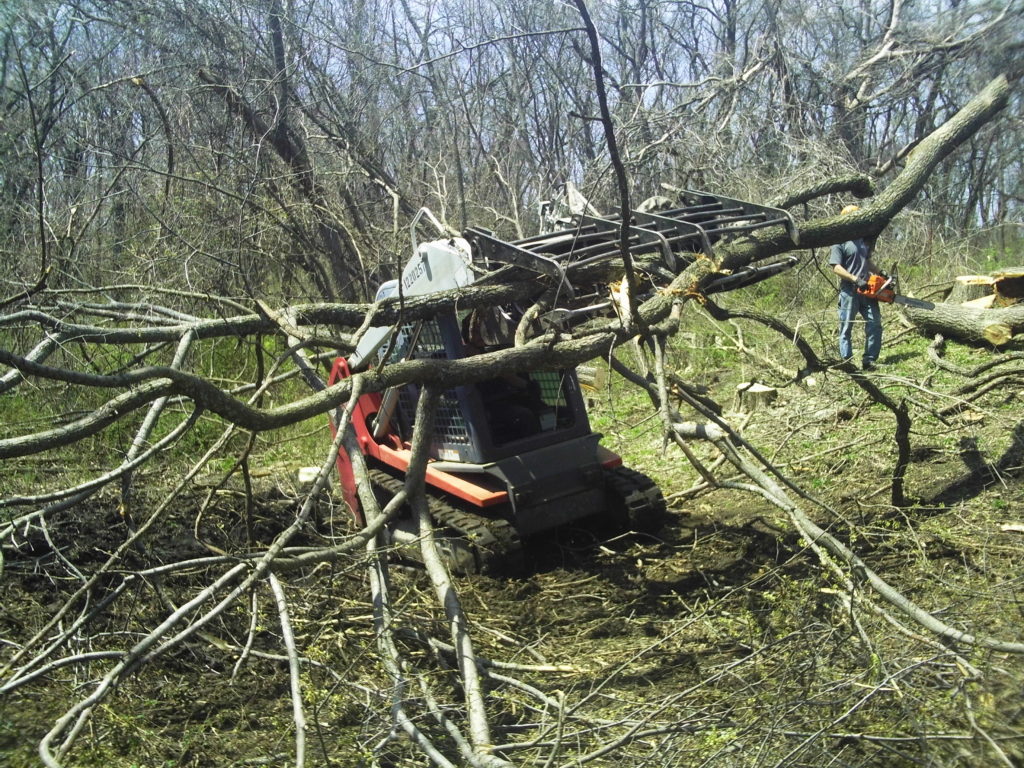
[605,465,667,531]
[369,469,522,573]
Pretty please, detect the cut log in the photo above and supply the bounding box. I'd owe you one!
[735,381,777,411]
[903,301,1024,346]
[983,323,1013,346]
[576,364,609,392]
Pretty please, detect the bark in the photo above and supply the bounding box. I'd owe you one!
[903,302,1024,347]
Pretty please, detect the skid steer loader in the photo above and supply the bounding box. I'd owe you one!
[329,191,798,572]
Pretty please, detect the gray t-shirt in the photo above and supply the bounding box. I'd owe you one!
[829,239,871,293]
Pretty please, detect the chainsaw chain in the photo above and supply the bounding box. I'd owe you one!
[605,465,668,532]
[369,469,521,573]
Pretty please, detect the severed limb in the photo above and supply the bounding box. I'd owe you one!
[928,334,1024,377]
[681,418,1024,654]
[120,329,197,523]
[0,406,201,519]
[360,444,460,768]
[3,324,348,677]
[700,296,829,378]
[38,561,251,766]
[407,385,514,768]
[341,377,469,766]
[0,335,58,394]
[621,341,1024,655]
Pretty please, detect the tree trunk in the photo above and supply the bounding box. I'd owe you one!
[904,302,1024,346]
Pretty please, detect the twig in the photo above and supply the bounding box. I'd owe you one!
[231,588,261,681]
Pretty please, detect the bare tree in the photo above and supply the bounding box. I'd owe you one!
[2,64,1022,766]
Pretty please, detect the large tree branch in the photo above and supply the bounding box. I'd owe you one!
[712,74,1013,272]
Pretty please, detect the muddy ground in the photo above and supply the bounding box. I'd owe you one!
[2,337,1024,767]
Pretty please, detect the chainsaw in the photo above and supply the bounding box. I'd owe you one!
[857,272,934,310]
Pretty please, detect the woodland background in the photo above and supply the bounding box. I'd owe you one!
[2,0,1020,302]
[2,1,1024,767]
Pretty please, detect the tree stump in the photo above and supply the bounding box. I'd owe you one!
[946,269,1024,306]
[735,381,777,411]
[991,268,1024,305]
[947,275,995,304]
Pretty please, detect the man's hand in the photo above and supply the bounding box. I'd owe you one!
[856,278,869,290]
[833,264,863,286]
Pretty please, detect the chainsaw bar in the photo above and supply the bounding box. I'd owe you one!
[892,295,936,310]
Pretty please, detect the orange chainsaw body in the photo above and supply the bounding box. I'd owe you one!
[857,274,896,302]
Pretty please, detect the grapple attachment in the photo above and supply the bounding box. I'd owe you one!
[465,189,798,288]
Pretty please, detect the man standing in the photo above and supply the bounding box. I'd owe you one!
[829,204,884,370]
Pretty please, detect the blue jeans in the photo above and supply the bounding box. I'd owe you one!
[838,290,882,364]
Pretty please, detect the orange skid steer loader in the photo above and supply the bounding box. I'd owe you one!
[328,195,799,572]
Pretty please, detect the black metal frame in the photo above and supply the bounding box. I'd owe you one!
[465,189,798,286]
[387,311,593,465]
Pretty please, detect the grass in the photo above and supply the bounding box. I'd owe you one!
[4,245,1024,766]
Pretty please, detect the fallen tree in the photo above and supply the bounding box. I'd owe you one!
[1,73,1021,768]
[901,268,1024,346]
[903,300,1024,346]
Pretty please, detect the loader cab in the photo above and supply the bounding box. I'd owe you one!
[379,306,592,465]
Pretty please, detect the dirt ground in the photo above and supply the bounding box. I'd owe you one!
[2,337,1024,767]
